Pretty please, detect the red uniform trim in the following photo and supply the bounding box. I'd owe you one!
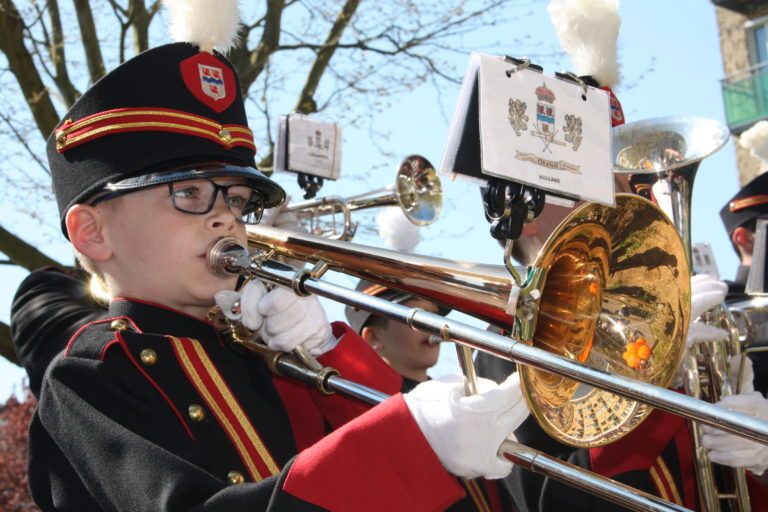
[64,316,142,356]
[730,194,768,212]
[109,331,196,441]
[284,394,464,511]
[482,478,504,512]
[590,408,687,477]
[271,375,327,452]
[747,472,768,509]
[311,322,403,428]
[463,479,491,512]
[168,336,279,482]
[55,107,255,153]
[671,414,696,509]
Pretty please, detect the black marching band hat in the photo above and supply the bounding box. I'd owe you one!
[720,172,768,236]
[48,40,286,237]
[344,280,451,334]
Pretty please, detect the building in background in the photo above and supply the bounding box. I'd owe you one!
[715,1,768,183]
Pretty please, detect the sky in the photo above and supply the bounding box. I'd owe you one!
[0,0,744,398]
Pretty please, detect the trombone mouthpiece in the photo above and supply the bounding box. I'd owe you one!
[207,237,251,278]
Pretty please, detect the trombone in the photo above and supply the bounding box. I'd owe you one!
[282,154,442,240]
[210,196,768,445]
[205,193,768,510]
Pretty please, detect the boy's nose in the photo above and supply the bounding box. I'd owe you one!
[206,193,238,231]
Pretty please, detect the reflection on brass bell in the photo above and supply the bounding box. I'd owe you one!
[139,349,157,366]
[227,470,245,485]
[188,404,206,422]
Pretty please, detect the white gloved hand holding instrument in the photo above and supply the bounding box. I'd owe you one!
[404,372,529,479]
[215,279,337,356]
[685,274,730,349]
[679,276,768,474]
[671,274,730,388]
[701,391,768,475]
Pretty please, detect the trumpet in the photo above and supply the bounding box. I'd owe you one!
[282,154,442,240]
[613,116,750,512]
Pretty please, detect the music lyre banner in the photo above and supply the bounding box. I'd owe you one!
[440,53,615,206]
[274,114,342,179]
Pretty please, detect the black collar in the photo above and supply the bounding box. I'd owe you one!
[108,298,219,339]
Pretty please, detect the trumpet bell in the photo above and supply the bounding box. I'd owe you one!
[395,155,442,225]
[522,194,690,447]
[612,116,729,176]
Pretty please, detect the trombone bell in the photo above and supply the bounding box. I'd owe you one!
[524,195,689,447]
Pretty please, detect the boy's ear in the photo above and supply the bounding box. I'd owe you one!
[65,204,112,262]
[733,226,755,255]
[360,326,384,352]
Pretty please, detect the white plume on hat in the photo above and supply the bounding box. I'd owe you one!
[164,0,241,54]
[548,0,621,88]
[377,207,420,252]
[739,120,768,165]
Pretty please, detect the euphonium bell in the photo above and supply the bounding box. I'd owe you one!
[245,193,690,448]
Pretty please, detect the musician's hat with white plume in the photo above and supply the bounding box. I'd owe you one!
[49,0,284,237]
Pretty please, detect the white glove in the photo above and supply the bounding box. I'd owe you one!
[701,391,768,475]
[687,274,730,349]
[215,279,268,331]
[256,285,336,356]
[215,281,336,356]
[690,274,728,321]
[404,373,529,479]
[671,276,730,387]
[729,354,755,395]
[676,274,729,362]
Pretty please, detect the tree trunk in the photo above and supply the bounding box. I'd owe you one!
[0,0,61,138]
[293,0,361,114]
[0,225,62,270]
[0,322,18,366]
[72,0,106,83]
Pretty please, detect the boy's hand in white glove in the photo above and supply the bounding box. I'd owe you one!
[404,373,529,479]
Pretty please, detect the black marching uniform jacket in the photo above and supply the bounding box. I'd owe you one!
[13,268,509,511]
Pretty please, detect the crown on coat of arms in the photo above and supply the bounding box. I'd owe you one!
[535,83,556,103]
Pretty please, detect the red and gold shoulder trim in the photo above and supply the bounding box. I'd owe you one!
[168,336,279,482]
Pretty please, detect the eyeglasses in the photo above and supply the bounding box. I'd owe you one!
[90,178,265,224]
[168,179,264,224]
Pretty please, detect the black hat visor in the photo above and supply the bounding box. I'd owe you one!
[91,162,285,208]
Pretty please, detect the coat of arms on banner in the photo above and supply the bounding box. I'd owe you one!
[198,64,226,100]
[507,82,583,173]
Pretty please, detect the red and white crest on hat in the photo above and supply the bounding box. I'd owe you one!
[199,64,226,100]
[180,52,237,113]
